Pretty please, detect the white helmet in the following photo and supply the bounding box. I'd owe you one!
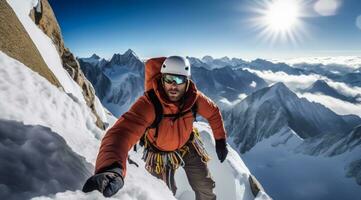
[161,56,191,77]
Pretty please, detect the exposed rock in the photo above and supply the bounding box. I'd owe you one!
[29,0,105,129]
[29,0,64,55]
[0,0,61,87]
[346,159,361,186]
[62,48,105,129]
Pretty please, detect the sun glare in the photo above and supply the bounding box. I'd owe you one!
[247,0,308,45]
[265,0,299,31]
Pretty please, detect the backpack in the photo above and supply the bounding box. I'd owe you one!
[141,57,198,144]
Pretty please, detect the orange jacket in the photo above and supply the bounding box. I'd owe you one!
[95,75,227,177]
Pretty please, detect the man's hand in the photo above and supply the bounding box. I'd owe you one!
[215,139,228,163]
[82,170,124,197]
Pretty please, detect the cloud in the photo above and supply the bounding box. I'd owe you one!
[273,56,361,69]
[245,67,361,100]
[243,67,361,116]
[219,93,247,107]
[356,15,361,31]
[297,92,361,117]
[218,93,247,110]
[325,80,361,98]
[314,0,342,16]
[244,68,323,90]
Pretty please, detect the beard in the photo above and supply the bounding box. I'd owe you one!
[166,88,184,101]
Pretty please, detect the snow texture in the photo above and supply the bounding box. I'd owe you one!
[31,122,271,200]
[0,119,93,200]
[0,51,103,164]
[241,129,361,200]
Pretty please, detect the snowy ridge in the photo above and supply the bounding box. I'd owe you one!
[225,82,361,153]
[223,82,361,199]
[305,80,360,103]
[7,0,86,104]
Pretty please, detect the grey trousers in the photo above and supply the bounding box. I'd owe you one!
[150,143,216,200]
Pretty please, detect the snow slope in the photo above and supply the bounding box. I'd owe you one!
[241,128,361,200]
[0,51,102,164]
[31,122,271,200]
[0,119,93,200]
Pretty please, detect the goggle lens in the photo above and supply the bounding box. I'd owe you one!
[163,74,188,85]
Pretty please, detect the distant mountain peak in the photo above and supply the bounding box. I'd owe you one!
[306,79,360,103]
[90,53,100,60]
[312,79,328,86]
[220,56,231,62]
[270,82,289,92]
[252,58,270,63]
[124,48,136,56]
[202,55,214,62]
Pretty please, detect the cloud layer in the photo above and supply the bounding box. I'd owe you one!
[297,92,361,117]
[274,56,361,69]
[243,68,361,117]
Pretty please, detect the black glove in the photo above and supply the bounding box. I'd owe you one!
[215,139,228,163]
[82,168,124,197]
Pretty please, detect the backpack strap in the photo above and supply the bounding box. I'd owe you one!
[146,89,163,141]
[191,102,198,122]
[146,89,163,128]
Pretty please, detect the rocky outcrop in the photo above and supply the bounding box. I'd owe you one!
[29,0,64,55]
[29,0,105,129]
[0,0,61,87]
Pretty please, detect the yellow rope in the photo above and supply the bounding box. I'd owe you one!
[143,127,211,175]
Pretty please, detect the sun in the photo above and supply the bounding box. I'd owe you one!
[247,0,308,45]
[265,0,299,31]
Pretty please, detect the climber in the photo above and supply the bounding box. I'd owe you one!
[82,56,228,200]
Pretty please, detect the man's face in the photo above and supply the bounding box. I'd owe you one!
[162,74,188,102]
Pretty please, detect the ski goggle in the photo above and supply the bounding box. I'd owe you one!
[162,74,188,85]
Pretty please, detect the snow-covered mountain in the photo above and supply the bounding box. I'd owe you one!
[296,64,361,87]
[241,126,361,200]
[192,66,267,102]
[79,54,268,116]
[198,55,248,69]
[225,82,360,153]
[333,72,361,87]
[79,50,145,117]
[243,59,307,75]
[304,80,361,103]
[274,58,361,87]
[223,82,361,200]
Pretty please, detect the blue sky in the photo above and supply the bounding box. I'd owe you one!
[49,0,361,60]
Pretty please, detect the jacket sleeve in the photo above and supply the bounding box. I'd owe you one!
[95,95,155,177]
[196,92,227,140]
